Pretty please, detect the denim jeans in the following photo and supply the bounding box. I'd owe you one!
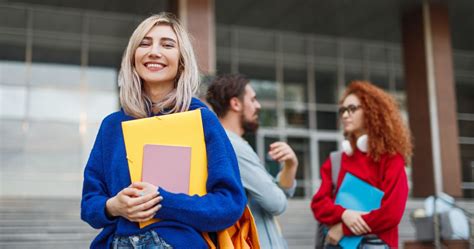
[111,230,173,249]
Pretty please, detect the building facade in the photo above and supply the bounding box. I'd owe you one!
[1,0,473,198]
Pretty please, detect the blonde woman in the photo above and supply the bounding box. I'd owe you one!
[81,13,246,249]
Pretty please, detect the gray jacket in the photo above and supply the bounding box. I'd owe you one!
[226,130,296,249]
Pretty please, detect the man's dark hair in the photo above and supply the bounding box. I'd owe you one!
[206,74,250,117]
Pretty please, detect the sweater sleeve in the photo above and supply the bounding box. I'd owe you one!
[80,121,116,229]
[342,154,408,236]
[311,158,346,225]
[154,109,247,232]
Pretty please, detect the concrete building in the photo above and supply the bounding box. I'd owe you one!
[1,0,473,200]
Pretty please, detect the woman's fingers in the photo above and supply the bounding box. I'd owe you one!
[358,216,371,233]
[131,204,162,222]
[350,218,370,235]
[129,195,162,214]
[349,223,361,235]
[121,187,141,198]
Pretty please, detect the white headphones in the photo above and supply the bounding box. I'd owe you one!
[341,134,368,156]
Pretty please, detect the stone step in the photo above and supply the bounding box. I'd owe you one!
[0,198,472,249]
[0,241,91,249]
[0,233,95,242]
[0,226,95,234]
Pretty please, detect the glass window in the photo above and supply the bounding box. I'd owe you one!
[0,61,28,86]
[83,91,119,123]
[237,29,275,52]
[345,67,365,85]
[30,63,81,89]
[0,34,26,62]
[367,45,387,63]
[0,85,27,119]
[87,44,122,92]
[315,70,337,104]
[33,9,82,34]
[216,26,232,48]
[89,48,123,69]
[456,81,474,113]
[0,6,27,29]
[264,136,280,177]
[284,68,307,103]
[0,119,26,153]
[259,108,278,127]
[453,53,474,72]
[370,72,389,90]
[458,120,474,137]
[243,133,256,151]
[88,15,139,38]
[343,41,363,61]
[282,34,306,55]
[216,61,232,75]
[460,144,474,198]
[240,64,277,102]
[391,48,403,66]
[251,80,277,102]
[32,38,81,65]
[29,88,81,122]
[0,7,27,82]
[314,37,337,58]
[317,111,338,130]
[288,137,310,197]
[318,141,338,173]
[285,108,309,129]
[395,74,405,92]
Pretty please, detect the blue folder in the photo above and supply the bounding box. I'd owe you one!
[335,173,384,249]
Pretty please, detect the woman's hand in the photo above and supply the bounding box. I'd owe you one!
[341,209,371,235]
[106,182,163,222]
[326,223,344,245]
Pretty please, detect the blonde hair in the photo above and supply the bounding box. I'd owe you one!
[118,12,200,118]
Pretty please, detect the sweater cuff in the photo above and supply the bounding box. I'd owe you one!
[98,197,117,225]
[154,187,180,220]
[342,223,354,236]
[333,205,346,224]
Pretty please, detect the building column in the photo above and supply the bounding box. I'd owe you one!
[402,3,462,197]
[170,0,216,75]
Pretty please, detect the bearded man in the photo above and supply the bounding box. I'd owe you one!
[206,74,299,249]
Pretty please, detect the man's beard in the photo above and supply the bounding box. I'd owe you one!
[241,112,259,133]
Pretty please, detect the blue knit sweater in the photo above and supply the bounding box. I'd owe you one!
[81,98,246,249]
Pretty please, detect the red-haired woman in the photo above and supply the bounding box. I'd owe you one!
[311,81,413,248]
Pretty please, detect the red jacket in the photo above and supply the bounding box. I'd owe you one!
[311,149,408,248]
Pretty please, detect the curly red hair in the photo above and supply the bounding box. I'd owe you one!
[340,81,413,163]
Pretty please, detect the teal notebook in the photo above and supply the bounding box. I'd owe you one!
[335,173,384,249]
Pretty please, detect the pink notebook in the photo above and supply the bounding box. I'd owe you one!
[142,144,192,194]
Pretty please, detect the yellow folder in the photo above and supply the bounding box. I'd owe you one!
[121,109,208,228]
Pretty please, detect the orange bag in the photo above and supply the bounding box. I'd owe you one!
[203,206,260,249]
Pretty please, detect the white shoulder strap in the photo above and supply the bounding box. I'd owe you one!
[329,151,342,190]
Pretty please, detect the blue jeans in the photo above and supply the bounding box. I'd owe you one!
[111,230,173,249]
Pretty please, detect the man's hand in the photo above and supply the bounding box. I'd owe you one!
[268,142,298,189]
[268,142,298,167]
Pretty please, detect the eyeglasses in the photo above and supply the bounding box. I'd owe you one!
[338,104,361,117]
